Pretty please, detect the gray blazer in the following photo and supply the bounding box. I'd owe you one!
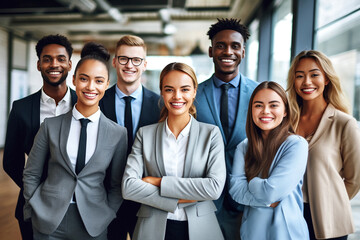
[23,111,128,237]
[122,118,226,240]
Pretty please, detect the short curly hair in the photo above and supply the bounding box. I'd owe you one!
[207,18,250,43]
[35,34,73,59]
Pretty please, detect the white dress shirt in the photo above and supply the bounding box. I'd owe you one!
[163,116,192,221]
[40,87,72,124]
[66,105,101,174]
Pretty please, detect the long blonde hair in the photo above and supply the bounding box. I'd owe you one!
[159,62,198,122]
[286,50,349,130]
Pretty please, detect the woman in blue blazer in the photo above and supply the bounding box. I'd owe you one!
[229,81,309,240]
[23,42,127,239]
[122,62,226,240]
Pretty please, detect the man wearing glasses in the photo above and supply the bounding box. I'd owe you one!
[100,35,160,240]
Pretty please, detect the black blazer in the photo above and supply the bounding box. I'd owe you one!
[99,84,161,140]
[3,88,77,220]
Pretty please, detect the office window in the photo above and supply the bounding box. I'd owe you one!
[315,2,360,120]
[246,19,259,82]
[269,0,293,88]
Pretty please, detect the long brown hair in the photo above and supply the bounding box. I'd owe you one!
[158,62,198,122]
[286,50,349,130]
[245,81,293,181]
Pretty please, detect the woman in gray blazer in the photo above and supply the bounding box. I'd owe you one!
[287,50,360,240]
[122,62,226,240]
[23,42,128,239]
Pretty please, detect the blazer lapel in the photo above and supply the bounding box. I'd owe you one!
[308,104,335,150]
[80,113,108,174]
[101,85,117,122]
[203,77,225,140]
[31,90,41,135]
[59,111,76,175]
[70,88,77,106]
[155,121,167,176]
[227,75,249,149]
[183,118,199,178]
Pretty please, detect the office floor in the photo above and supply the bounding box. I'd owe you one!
[0,149,359,240]
[0,149,21,239]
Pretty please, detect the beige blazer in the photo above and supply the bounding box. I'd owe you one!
[303,104,360,239]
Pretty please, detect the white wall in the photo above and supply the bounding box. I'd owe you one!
[0,28,8,147]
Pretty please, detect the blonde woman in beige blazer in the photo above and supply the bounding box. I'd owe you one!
[287,50,360,240]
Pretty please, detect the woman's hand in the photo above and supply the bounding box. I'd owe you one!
[142,176,162,187]
[270,201,280,208]
[178,199,197,203]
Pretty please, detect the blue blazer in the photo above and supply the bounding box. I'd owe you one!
[195,74,258,210]
[229,135,309,240]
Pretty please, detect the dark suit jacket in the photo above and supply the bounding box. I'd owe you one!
[3,88,77,220]
[99,84,161,139]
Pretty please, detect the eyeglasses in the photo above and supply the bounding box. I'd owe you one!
[117,56,144,66]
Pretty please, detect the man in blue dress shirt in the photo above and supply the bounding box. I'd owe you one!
[195,18,258,240]
[99,35,160,240]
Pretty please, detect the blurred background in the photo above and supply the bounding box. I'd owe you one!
[0,0,360,239]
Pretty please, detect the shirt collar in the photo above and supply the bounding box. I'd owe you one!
[165,115,192,138]
[41,87,71,103]
[72,104,101,123]
[115,84,143,99]
[213,74,240,88]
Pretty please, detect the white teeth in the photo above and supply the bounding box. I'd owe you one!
[260,118,272,121]
[221,59,233,62]
[171,103,184,106]
[302,88,315,92]
[124,71,134,74]
[84,93,96,97]
[49,72,60,75]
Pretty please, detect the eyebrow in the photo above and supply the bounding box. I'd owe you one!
[79,73,105,79]
[163,85,192,88]
[295,68,320,74]
[253,100,280,104]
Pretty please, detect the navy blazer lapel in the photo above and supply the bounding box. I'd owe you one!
[59,111,76,175]
[227,75,250,149]
[183,118,199,178]
[155,121,166,176]
[203,77,224,139]
[100,85,117,122]
[70,88,77,106]
[31,90,41,137]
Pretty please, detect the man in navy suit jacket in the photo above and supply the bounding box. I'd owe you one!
[99,35,160,240]
[195,18,258,240]
[3,34,77,240]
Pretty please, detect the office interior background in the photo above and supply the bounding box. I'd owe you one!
[0,0,360,239]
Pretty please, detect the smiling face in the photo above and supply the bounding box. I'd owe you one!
[37,44,72,87]
[161,70,197,120]
[73,59,109,116]
[294,58,329,104]
[252,89,287,138]
[112,45,147,87]
[209,29,245,82]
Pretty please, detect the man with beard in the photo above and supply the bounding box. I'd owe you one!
[194,18,258,240]
[3,34,77,240]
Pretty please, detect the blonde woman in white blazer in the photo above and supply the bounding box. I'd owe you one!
[287,50,360,240]
[122,62,226,240]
